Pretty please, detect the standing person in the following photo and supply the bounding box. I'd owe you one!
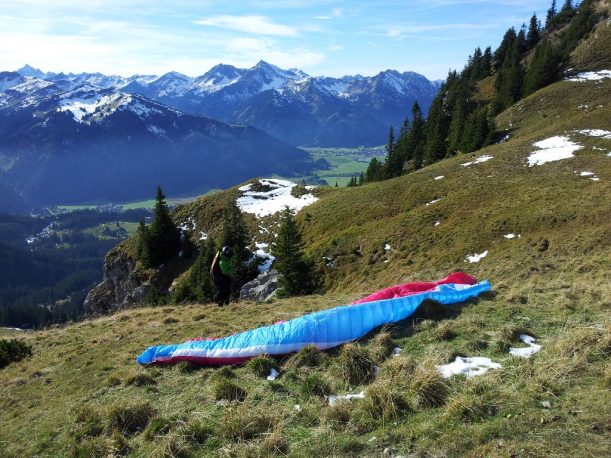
[210,246,233,306]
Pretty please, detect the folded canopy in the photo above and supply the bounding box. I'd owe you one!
[137,273,490,366]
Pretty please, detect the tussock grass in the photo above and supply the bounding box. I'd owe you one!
[104,401,157,435]
[286,344,325,368]
[247,355,276,378]
[219,402,278,441]
[408,362,449,409]
[363,377,410,421]
[299,373,331,398]
[213,379,247,402]
[124,372,156,387]
[335,344,377,386]
[368,331,397,363]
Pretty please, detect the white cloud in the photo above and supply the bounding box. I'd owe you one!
[195,15,298,36]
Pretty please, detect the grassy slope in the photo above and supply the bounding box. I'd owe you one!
[1,74,611,458]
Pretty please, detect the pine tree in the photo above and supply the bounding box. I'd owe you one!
[524,41,562,95]
[407,101,425,169]
[358,172,364,186]
[145,186,181,267]
[365,157,384,182]
[546,0,557,29]
[136,218,151,267]
[271,207,318,296]
[527,14,540,48]
[189,238,217,302]
[221,202,254,296]
[384,126,402,178]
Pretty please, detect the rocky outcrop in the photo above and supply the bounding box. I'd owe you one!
[240,270,279,302]
[83,247,151,315]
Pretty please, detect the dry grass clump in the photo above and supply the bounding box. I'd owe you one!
[70,432,130,458]
[323,401,352,431]
[383,355,417,380]
[336,344,377,386]
[408,363,449,409]
[260,430,290,455]
[299,373,332,398]
[432,321,458,341]
[369,331,397,362]
[248,355,276,378]
[363,378,410,421]
[175,361,200,373]
[73,405,105,439]
[104,401,157,435]
[143,415,185,440]
[287,344,325,368]
[444,376,501,422]
[213,379,247,402]
[492,324,532,354]
[124,372,156,387]
[219,402,278,441]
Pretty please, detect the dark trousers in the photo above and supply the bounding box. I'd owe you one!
[213,274,231,306]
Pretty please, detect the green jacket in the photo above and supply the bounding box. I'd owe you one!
[219,254,232,276]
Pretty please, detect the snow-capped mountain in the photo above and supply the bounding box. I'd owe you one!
[0,84,311,206]
[12,61,440,146]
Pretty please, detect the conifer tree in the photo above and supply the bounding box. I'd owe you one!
[384,126,402,178]
[358,172,364,186]
[271,207,318,296]
[527,14,541,48]
[136,218,151,267]
[407,101,425,169]
[145,186,181,267]
[189,238,217,302]
[546,0,557,29]
[221,202,254,296]
[365,157,384,182]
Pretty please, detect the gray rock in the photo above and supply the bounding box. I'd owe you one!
[84,248,150,315]
[240,270,279,302]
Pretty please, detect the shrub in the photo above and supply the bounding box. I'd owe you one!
[336,344,377,386]
[0,339,33,369]
[144,415,185,440]
[363,378,410,420]
[213,379,247,402]
[247,355,276,378]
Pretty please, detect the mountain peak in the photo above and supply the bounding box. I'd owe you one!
[17,64,46,78]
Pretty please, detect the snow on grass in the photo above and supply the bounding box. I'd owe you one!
[392,347,402,357]
[577,171,600,181]
[434,221,441,227]
[509,334,541,358]
[434,175,444,180]
[566,70,611,82]
[465,250,488,263]
[504,233,520,239]
[266,368,280,381]
[328,391,365,406]
[178,216,196,232]
[384,243,391,251]
[237,179,317,217]
[437,356,501,378]
[575,129,611,140]
[461,155,493,167]
[426,197,443,206]
[527,136,581,166]
[199,231,208,241]
[254,242,275,273]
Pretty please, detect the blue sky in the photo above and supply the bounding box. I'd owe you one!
[0,0,553,80]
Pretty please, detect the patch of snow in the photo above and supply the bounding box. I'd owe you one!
[178,216,196,232]
[437,356,502,378]
[392,347,402,357]
[293,404,302,412]
[267,368,280,381]
[590,177,600,181]
[237,179,317,217]
[147,125,166,136]
[199,231,208,241]
[434,221,441,227]
[497,134,510,144]
[575,129,611,140]
[465,250,488,263]
[1,327,24,332]
[509,334,541,358]
[434,175,444,180]
[504,233,521,239]
[374,365,381,377]
[254,241,275,273]
[566,70,611,82]
[579,171,595,176]
[426,197,443,206]
[527,136,581,166]
[328,391,365,406]
[384,243,391,251]
[461,155,493,167]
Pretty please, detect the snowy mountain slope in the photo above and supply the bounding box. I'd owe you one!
[0,85,312,205]
[9,61,439,146]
